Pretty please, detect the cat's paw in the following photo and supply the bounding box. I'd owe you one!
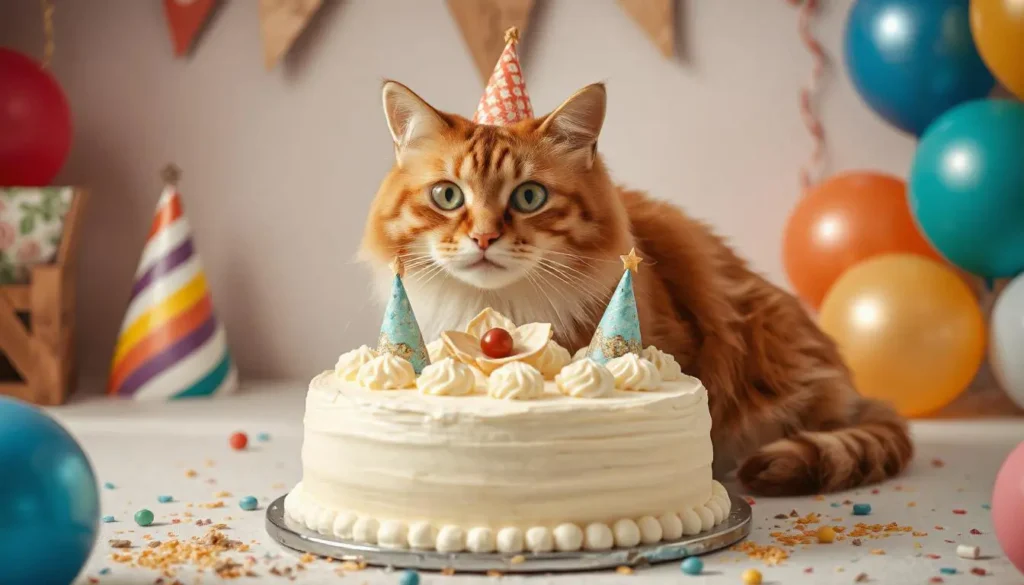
[737,439,822,497]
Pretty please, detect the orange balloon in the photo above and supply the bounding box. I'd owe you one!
[971,0,1024,100]
[819,254,985,417]
[783,172,942,309]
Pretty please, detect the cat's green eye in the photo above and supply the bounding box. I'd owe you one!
[509,182,548,213]
[430,181,464,211]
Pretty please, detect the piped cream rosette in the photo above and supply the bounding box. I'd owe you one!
[356,354,416,390]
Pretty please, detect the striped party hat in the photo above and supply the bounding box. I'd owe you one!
[108,165,237,400]
[473,27,533,126]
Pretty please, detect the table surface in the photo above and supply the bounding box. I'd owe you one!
[48,381,1022,585]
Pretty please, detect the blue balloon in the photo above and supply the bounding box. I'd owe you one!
[0,397,99,585]
[844,0,995,136]
[909,99,1024,279]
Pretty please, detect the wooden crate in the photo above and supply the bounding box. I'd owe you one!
[0,189,87,405]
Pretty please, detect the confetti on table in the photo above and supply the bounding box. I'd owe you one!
[969,567,987,576]
[930,578,944,584]
[939,567,957,575]
[952,509,966,515]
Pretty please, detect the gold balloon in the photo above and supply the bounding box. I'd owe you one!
[819,254,985,417]
[971,0,1024,100]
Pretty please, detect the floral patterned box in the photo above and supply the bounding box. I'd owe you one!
[0,187,74,285]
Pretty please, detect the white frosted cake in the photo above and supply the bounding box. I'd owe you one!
[284,308,730,554]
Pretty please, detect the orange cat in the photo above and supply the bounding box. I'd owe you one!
[361,80,912,496]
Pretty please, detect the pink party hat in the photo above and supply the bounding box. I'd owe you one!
[473,27,533,126]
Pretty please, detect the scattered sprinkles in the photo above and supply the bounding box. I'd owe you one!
[157,495,173,503]
[103,482,116,490]
[229,432,248,450]
[939,568,957,575]
[952,509,966,515]
[852,503,871,516]
[854,572,869,582]
[970,567,987,576]
[741,568,763,584]
[239,496,259,511]
[102,515,115,523]
[257,432,271,442]
[134,509,154,527]
[185,469,198,478]
[680,556,704,575]
[981,503,991,510]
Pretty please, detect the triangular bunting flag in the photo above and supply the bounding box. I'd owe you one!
[447,0,534,83]
[258,0,323,70]
[586,248,644,364]
[473,27,534,125]
[108,166,237,400]
[377,257,430,374]
[163,0,219,57]
[617,0,675,58]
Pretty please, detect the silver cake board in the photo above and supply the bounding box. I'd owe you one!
[265,493,752,574]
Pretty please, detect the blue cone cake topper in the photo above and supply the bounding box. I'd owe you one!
[586,248,644,364]
[377,257,430,374]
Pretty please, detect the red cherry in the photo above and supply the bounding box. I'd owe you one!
[480,328,514,358]
[229,432,248,451]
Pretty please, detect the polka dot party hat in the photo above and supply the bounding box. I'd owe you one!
[473,27,533,126]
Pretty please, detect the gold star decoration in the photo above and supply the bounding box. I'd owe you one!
[389,256,405,278]
[620,248,643,272]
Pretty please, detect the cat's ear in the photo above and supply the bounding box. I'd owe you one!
[538,83,607,169]
[382,80,449,165]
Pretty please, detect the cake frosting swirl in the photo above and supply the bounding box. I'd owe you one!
[642,346,683,381]
[356,354,415,390]
[554,358,615,398]
[416,357,475,396]
[487,362,544,400]
[606,353,662,391]
[525,340,572,379]
[335,345,378,381]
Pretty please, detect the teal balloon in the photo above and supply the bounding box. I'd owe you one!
[844,0,995,136]
[908,99,1024,278]
[0,397,99,585]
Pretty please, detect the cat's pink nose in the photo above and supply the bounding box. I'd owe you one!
[470,231,501,250]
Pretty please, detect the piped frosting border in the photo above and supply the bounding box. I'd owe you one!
[284,481,732,553]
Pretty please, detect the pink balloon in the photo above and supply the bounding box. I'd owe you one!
[993,441,1024,575]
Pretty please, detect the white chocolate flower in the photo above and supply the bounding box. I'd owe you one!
[606,353,661,391]
[554,359,615,398]
[487,362,545,400]
[416,358,475,396]
[525,340,572,379]
[356,354,415,390]
[335,345,378,381]
[441,308,552,375]
[641,346,682,381]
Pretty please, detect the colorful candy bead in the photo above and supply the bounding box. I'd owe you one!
[102,515,115,523]
[229,432,248,450]
[239,496,259,511]
[157,495,173,503]
[103,482,115,490]
[680,556,703,575]
[742,568,763,585]
[399,569,420,585]
[852,503,871,516]
[134,509,154,527]
[257,432,271,442]
[816,526,836,543]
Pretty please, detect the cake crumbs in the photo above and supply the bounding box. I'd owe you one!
[615,566,634,575]
[214,491,232,498]
[509,555,526,565]
[184,469,197,478]
[851,538,862,546]
[952,509,966,515]
[488,569,506,577]
[854,572,869,582]
[441,567,456,576]
[339,560,367,571]
[299,553,316,564]
[731,541,790,565]
[109,539,132,549]
[869,549,885,555]
[200,501,225,509]
[970,528,982,535]
[148,540,162,548]
[931,458,945,467]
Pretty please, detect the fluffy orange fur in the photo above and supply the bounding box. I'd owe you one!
[362,81,912,496]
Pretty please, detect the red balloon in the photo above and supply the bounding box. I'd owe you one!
[0,48,72,186]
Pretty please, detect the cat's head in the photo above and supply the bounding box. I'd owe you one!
[361,81,631,294]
